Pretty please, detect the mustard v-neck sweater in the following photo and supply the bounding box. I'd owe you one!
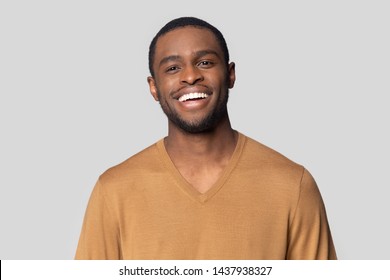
[75,132,336,259]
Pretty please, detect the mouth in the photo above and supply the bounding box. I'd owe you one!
[177,92,210,102]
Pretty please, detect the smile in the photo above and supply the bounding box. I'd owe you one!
[178,92,209,102]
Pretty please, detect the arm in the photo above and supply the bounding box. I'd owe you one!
[75,179,122,259]
[286,169,337,259]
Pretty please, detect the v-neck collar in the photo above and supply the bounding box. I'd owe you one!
[156,132,246,204]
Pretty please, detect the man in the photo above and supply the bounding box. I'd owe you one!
[75,17,337,260]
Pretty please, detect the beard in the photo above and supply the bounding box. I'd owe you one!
[157,88,229,134]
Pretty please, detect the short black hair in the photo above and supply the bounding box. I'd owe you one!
[148,17,230,77]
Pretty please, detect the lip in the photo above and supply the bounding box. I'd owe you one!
[177,95,211,110]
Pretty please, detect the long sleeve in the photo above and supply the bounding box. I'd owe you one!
[286,169,337,259]
[75,179,122,259]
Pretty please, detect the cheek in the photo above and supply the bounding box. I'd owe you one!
[156,77,177,94]
[208,68,229,84]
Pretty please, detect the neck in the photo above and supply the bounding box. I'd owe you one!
[164,116,238,163]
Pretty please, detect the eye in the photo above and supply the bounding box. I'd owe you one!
[166,65,180,73]
[197,60,214,68]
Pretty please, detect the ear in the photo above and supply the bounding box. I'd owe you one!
[147,76,159,101]
[227,62,236,89]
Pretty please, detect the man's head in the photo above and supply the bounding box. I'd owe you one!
[147,17,235,134]
[148,17,230,78]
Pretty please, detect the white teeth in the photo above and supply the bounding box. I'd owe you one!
[178,92,209,102]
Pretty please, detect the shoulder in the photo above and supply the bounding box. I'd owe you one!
[98,141,163,188]
[237,132,311,193]
[238,132,318,206]
[241,133,303,172]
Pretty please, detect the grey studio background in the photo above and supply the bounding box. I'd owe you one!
[1,0,389,260]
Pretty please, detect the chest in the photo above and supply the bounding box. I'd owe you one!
[117,180,290,259]
[178,165,225,194]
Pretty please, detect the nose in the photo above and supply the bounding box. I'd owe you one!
[180,65,203,85]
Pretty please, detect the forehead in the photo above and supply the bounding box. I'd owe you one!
[154,26,222,60]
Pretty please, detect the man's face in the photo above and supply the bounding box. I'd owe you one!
[148,26,235,133]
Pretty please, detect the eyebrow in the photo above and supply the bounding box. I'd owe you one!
[158,55,181,68]
[158,49,221,68]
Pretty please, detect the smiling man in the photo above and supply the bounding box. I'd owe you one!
[75,17,337,260]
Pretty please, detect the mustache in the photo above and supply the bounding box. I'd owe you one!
[170,84,211,97]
